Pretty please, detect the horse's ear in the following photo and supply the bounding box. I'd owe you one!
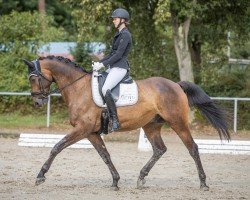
[22,58,35,74]
[22,58,34,68]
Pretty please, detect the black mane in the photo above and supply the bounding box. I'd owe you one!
[39,55,91,73]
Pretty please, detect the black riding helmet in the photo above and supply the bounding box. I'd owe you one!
[111,8,130,21]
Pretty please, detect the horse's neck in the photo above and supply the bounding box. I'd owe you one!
[50,65,79,85]
[48,62,90,106]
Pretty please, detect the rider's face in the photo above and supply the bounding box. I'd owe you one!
[112,18,124,28]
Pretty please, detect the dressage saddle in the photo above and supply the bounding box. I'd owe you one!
[97,71,133,102]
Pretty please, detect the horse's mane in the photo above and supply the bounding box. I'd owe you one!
[39,55,91,73]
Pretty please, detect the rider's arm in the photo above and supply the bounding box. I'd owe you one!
[100,51,112,62]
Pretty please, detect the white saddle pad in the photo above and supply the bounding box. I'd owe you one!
[91,71,138,108]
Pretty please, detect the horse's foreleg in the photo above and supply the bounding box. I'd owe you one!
[88,133,120,191]
[137,123,166,189]
[36,127,85,186]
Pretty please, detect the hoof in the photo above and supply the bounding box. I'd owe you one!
[137,178,146,189]
[35,177,46,186]
[110,185,119,191]
[200,184,209,191]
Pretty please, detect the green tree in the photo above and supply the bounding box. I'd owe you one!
[0,11,65,111]
[64,0,179,80]
[70,42,93,71]
[155,0,250,82]
[0,0,75,39]
[155,0,195,82]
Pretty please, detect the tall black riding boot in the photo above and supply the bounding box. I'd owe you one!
[104,90,120,131]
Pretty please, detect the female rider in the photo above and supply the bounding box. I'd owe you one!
[92,8,132,132]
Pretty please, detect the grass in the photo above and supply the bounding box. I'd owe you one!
[0,112,69,129]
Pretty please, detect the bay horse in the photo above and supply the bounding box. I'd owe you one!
[23,56,230,191]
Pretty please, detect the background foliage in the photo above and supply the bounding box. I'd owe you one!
[0,11,66,112]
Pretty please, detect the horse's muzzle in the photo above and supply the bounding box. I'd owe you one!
[34,98,48,107]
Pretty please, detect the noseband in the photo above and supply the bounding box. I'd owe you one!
[29,59,87,99]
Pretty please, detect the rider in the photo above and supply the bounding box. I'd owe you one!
[92,8,132,132]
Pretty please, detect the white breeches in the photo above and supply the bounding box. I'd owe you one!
[102,67,127,96]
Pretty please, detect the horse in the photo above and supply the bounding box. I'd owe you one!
[23,55,230,191]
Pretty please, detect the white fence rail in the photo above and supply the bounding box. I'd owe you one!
[211,97,250,132]
[0,92,249,132]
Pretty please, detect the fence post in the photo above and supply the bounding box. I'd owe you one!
[47,95,51,127]
[234,99,238,133]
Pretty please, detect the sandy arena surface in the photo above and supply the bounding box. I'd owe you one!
[0,131,250,200]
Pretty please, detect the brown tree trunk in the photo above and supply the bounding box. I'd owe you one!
[171,14,194,82]
[38,0,45,14]
[170,9,195,122]
[38,0,46,35]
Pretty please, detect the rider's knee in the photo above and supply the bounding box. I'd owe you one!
[102,87,108,97]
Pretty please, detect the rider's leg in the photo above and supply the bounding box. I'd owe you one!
[102,67,127,96]
[102,67,127,131]
[104,90,120,131]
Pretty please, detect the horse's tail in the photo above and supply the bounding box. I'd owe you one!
[178,81,231,141]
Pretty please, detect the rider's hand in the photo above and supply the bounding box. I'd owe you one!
[92,62,104,71]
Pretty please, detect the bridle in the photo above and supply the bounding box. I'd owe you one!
[29,59,53,98]
[29,59,87,99]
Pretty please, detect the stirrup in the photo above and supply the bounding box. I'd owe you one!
[112,118,120,131]
[109,117,120,132]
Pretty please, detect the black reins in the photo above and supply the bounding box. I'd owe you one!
[48,74,87,95]
[29,59,87,98]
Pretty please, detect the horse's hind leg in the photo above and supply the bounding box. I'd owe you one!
[36,126,87,186]
[170,120,209,191]
[137,122,167,189]
[88,134,120,191]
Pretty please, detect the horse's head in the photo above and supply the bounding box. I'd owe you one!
[22,59,54,107]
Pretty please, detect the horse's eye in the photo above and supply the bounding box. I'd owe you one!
[30,77,36,83]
